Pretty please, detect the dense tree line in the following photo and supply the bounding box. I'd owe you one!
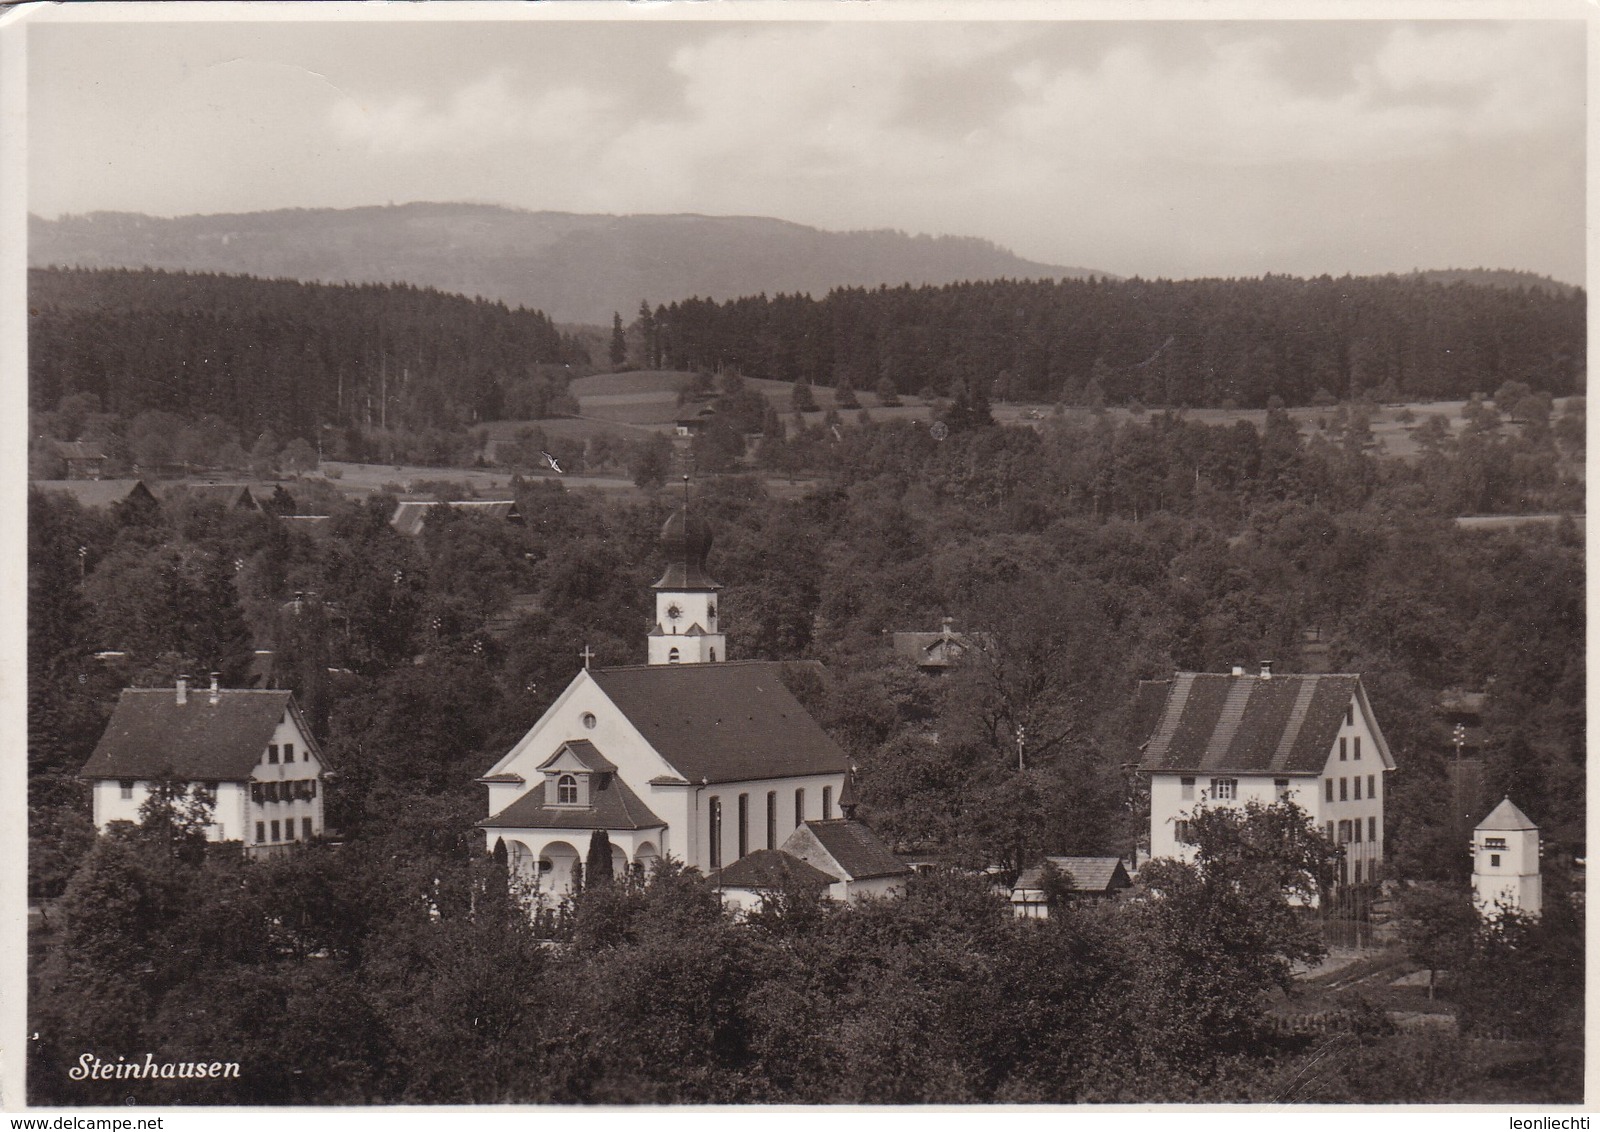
[640,274,1584,407]
[28,267,590,449]
[29,793,1580,1105]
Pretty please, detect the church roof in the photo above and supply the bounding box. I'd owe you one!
[1014,857,1132,895]
[81,688,314,781]
[710,849,836,891]
[480,773,665,832]
[589,662,849,785]
[1136,672,1392,775]
[1477,797,1538,831]
[789,819,909,881]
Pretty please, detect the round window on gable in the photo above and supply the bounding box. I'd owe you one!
[581,712,597,730]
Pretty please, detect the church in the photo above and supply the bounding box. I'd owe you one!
[479,504,858,894]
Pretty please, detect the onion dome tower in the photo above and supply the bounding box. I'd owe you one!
[648,489,726,665]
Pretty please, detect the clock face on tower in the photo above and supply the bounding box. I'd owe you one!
[706,602,716,620]
[666,603,682,621]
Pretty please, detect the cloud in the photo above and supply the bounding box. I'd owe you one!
[328,70,622,158]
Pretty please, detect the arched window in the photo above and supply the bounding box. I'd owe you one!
[795,788,805,827]
[557,774,578,805]
[822,786,833,820]
[708,797,722,868]
[709,647,717,662]
[668,647,681,664]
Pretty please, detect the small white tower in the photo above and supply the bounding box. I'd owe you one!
[1471,796,1541,919]
[647,502,726,666]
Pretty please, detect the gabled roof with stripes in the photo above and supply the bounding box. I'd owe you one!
[1137,672,1393,775]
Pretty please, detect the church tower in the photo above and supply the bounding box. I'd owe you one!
[1471,796,1541,919]
[647,499,726,665]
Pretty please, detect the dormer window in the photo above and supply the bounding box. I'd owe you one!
[557,775,578,805]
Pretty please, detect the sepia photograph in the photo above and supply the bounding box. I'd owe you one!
[5,0,1588,1111]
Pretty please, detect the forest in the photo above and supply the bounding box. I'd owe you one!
[640,274,1584,407]
[27,384,1585,1102]
[29,269,1586,468]
[27,267,589,447]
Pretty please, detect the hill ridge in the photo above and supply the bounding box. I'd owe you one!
[29,203,1111,325]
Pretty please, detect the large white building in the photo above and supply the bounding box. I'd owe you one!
[80,676,330,853]
[1135,664,1396,886]
[479,507,900,897]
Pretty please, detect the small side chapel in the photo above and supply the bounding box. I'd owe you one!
[479,505,852,892]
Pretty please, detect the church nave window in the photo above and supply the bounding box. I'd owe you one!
[766,792,777,850]
[795,788,805,828]
[557,775,578,805]
[738,794,749,858]
[823,786,833,820]
[709,797,723,868]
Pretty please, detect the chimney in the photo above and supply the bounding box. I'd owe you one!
[209,672,220,705]
[1231,664,1245,677]
[1259,660,1274,680]
[176,674,189,705]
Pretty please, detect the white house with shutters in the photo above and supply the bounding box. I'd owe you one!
[480,507,905,897]
[1135,663,1396,887]
[80,676,330,854]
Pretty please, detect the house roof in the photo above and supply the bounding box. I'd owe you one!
[33,479,157,509]
[589,661,848,784]
[81,688,314,781]
[390,499,521,537]
[535,739,618,774]
[480,772,665,833]
[1014,856,1132,895]
[890,631,967,668]
[790,819,909,881]
[54,440,107,460]
[710,849,837,891]
[1477,797,1538,832]
[158,483,260,510]
[1137,672,1393,775]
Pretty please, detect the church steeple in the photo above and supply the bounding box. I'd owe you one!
[648,478,726,665]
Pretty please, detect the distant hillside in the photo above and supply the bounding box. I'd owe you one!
[1406,268,1580,296]
[29,204,1110,326]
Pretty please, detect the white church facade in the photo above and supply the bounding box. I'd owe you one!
[479,507,854,893]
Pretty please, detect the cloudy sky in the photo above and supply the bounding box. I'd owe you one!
[22,9,1588,283]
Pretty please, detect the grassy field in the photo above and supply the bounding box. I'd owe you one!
[549,370,1577,462]
[307,374,1577,504]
